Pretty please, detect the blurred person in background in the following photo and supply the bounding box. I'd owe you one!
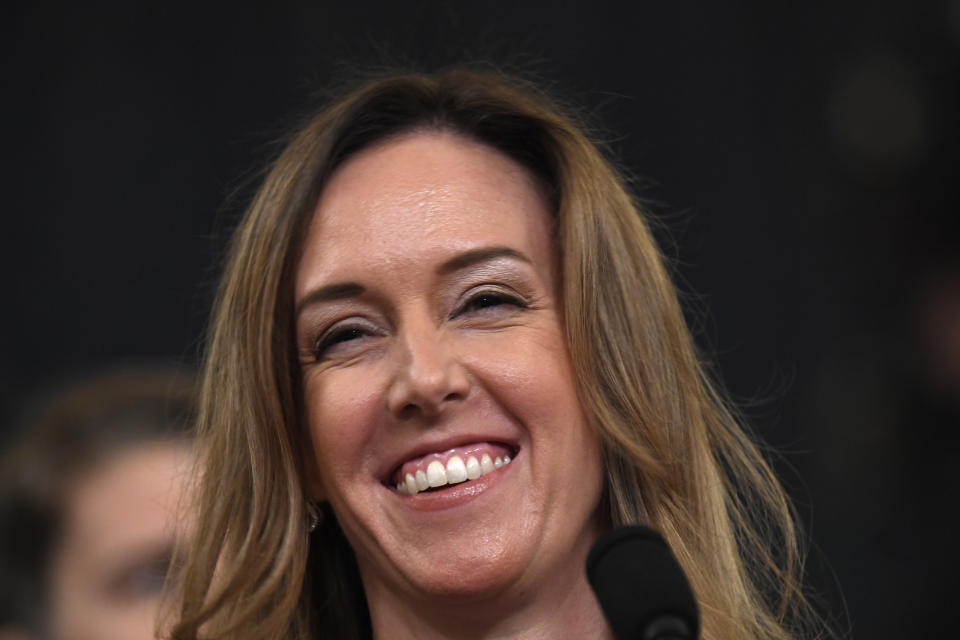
[0,366,195,640]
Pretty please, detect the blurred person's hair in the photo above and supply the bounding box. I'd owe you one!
[0,365,196,635]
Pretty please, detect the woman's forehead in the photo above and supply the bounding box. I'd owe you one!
[318,131,541,220]
[295,131,555,295]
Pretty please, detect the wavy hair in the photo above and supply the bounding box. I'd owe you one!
[168,68,824,639]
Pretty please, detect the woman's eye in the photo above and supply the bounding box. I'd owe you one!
[313,325,372,358]
[457,291,527,316]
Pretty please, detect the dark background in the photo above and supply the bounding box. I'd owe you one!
[4,1,958,636]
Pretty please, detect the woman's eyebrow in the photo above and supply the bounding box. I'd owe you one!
[296,282,365,318]
[295,248,528,318]
[436,247,531,275]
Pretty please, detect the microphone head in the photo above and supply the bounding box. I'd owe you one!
[586,525,700,640]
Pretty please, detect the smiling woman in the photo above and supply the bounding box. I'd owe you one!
[294,132,606,634]
[168,69,825,639]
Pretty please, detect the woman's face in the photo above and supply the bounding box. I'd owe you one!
[294,131,605,605]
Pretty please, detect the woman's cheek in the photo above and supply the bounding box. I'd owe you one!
[469,326,574,404]
[306,368,384,471]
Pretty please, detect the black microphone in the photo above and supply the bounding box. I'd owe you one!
[586,525,700,640]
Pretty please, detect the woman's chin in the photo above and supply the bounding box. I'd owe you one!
[369,540,531,605]
[419,560,519,601]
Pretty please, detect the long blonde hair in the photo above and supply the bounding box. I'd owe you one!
[169,68,825,639]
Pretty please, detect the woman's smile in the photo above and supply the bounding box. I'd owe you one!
[390,441,515,495]
[293,130,606,609]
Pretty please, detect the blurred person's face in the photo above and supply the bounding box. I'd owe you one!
[295,132,606,621]
[47,442,192,640]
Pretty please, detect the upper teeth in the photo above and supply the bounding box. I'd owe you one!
[396,452,511,496]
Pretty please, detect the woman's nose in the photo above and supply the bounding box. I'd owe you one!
[386,323,470,420]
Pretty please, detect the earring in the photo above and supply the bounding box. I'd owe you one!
[308,504,323,533]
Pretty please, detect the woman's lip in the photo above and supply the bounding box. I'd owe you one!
[387,450,517,512]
